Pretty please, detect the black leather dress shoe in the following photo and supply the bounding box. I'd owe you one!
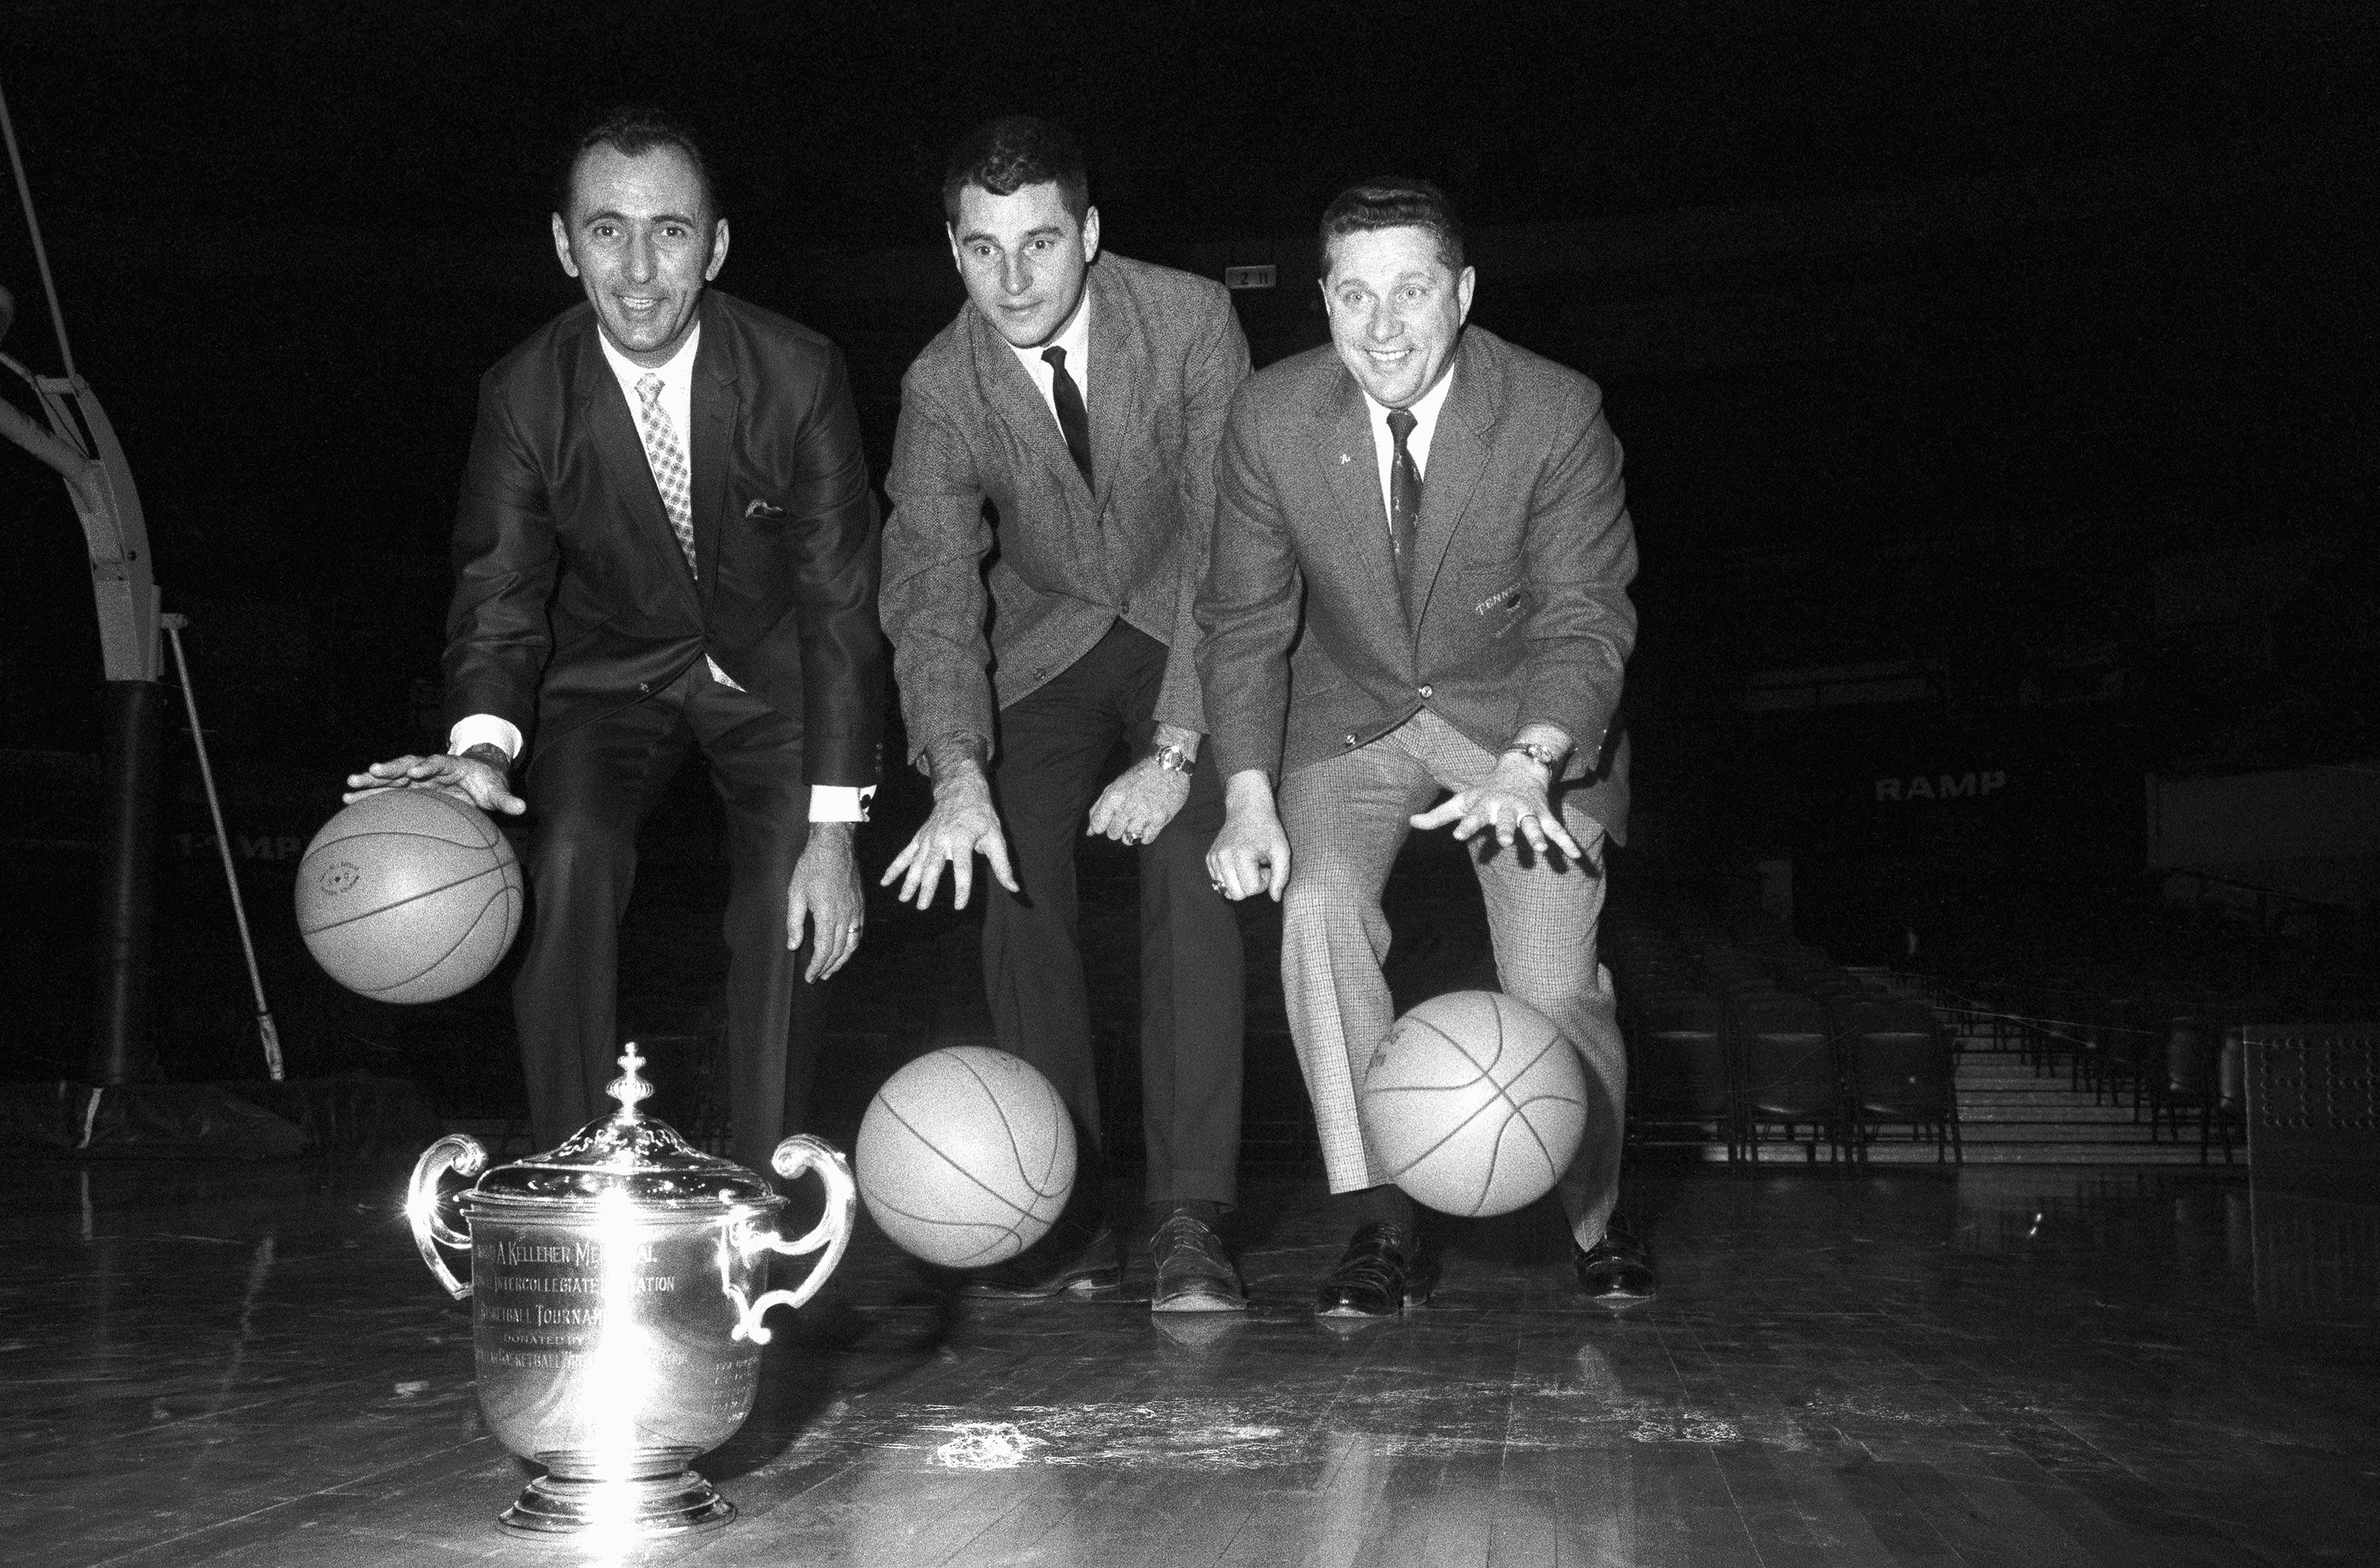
[1572,1213,1658,1309]
[1150,1213,1247,1313]
[1315,1222,1437,1317]
[961,1223,1122,1300]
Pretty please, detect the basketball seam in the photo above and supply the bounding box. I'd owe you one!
[859,1194,1027,1267]
[301,862,514,936]
[1402,1010,1565,1123]
[875,1101,1043,1221]
[949,1052,1069,1200]
[1377,998,1575,1212]
[864,1190,1027,1244]
[355,881,518,995]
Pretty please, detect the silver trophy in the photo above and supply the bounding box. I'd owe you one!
[406,1045,854,1538]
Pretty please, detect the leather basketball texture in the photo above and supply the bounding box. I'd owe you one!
[1360,990,1587,1217]
[295,790,523,1005]
[854,1046,1077,1268]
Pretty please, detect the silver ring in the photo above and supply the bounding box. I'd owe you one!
[1209,880,1226,895]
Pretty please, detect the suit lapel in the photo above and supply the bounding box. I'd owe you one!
[973,308,1092,516]
[689,314,738,610]
[1083,264,1145,517]
[1312,373,1403,625]
[1406,335,1494,624]
[574,316,703,619]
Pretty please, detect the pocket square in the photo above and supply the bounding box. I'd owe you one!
[744,499,786,519]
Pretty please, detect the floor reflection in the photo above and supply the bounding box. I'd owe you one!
[3,1157,2376,1565]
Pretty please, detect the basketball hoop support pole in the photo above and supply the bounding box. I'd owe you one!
[163,616,284,1080]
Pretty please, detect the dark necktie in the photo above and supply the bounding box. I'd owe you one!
[1387,407,1422,588]
[1042,345,1094,489]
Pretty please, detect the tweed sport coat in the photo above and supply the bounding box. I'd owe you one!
[441,291,885,788]
[1196,326,1637,839]
[879,253,1251,764]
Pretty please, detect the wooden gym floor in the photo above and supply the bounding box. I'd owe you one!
[6,1156,2378,1566]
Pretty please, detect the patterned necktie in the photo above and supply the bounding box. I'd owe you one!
[1042,345,1095,489]
[634,373,698,576]
[1387,407,1422,588]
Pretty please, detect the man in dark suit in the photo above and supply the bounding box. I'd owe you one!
[347,109,883,1175]
[1198,178,1657,1316]
[877,117,1253,1311]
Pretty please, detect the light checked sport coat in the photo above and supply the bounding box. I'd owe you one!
[1195,325,1637,839]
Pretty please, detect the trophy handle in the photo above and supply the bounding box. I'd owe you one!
[405,1133,486,1302]
[727,1134,857,1344]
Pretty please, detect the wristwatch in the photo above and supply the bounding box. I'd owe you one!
[1151,742,1196,775]
[1503,738,1565,774]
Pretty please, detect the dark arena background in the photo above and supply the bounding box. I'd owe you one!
[2,2,2376,1563]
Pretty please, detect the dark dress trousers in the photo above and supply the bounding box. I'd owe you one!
[880,255,1252,1206]
[443,291,885,1168]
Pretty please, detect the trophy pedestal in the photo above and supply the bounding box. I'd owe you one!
[499,1467,735,1538]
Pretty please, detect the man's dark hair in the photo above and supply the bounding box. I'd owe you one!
[1317,178,1465,279]
[556,107,719,224]
[942,115,1089,228]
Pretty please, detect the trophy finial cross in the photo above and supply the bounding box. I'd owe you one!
[605,1043,654,1118]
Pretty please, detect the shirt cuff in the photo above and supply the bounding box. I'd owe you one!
[447,714,522,763]
[809,785,873,823]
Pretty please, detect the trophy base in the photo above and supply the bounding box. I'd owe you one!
[498,1467,735,1538]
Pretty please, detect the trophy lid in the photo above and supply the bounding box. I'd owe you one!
[466,1045,783,1210]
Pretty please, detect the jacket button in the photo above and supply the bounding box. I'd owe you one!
[1343,732,1358,747]
[1418,684,1433,698]
[637,681,651,694]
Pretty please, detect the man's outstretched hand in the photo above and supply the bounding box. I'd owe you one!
[1410,749,1580,859]
[881,755,1019,911]
[344,750,526,816]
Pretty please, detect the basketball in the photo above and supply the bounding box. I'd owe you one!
[854,1046,1077,1269]
[294,790,523,1004]
[1359,990,1588,1217]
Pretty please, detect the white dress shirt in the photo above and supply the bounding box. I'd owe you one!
[449,324,867,822]
[1005,290,1092,435]
[1361,365,1457,520]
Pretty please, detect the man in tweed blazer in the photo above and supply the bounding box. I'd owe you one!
[1198,178,1656,1316]
[878,117,1253,1310]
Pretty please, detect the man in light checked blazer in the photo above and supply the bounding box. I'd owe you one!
[1197,178,1657,1317]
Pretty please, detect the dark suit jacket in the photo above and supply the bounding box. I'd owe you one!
[442,291,885,787]
[1196,327,1636,838]
[879,254,1250,761]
